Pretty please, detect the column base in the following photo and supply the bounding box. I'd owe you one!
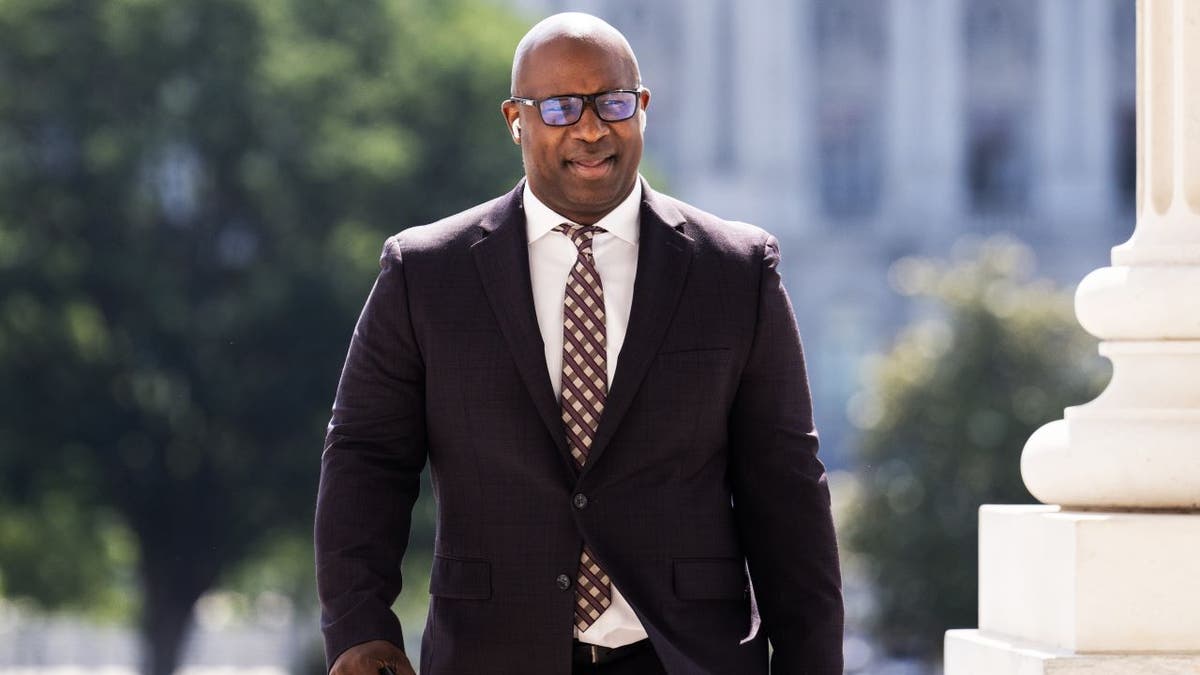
[945,630,1200,675]
[977,505,1200,651]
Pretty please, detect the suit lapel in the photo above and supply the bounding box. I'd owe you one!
[471,183,575,476]
[582,182,695,479]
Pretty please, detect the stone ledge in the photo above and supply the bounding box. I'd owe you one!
[945,630,1200,675]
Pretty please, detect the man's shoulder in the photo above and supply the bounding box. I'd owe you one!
[647,187,773,255]
[384,187,517,256]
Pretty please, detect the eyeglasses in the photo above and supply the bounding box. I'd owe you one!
[507,88,644,127]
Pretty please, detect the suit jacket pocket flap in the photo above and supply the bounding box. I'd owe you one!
[672,557,747,600]
[429,554,491,600]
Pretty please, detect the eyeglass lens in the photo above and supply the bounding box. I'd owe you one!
[539,91,638,126]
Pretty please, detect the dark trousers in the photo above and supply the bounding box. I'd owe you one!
[571,641,667,675]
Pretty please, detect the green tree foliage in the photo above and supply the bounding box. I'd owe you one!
[844,238,1109,663]
[0,0,523,672]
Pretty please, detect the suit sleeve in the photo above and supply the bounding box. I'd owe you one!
[315,236,426,670]
[728,235,844,674]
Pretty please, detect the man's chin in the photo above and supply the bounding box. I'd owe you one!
[563,184,631,219]
[531,174,636,222]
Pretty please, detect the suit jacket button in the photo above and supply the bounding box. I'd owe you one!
[556,573,572,590]
[573,493,588,509]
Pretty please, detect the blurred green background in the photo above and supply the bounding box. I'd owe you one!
[0,0,524,672]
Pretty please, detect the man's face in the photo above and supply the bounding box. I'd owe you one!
[502,38,650,225]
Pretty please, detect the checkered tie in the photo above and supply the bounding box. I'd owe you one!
[555,223,612,632]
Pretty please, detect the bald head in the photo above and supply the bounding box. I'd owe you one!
[511,12,640,94]
[501,12,649,226]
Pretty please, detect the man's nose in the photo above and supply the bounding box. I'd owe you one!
[571,103,610,143]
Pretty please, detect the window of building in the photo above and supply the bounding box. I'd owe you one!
[1112,0,1136,214]
[963,0,1039,215]
[966,111,1031,214]
[812,0,886,220]
[713,0,737,173]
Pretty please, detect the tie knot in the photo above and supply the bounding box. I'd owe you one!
[554,223,605,255]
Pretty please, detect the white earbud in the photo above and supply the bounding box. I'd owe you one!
[511,119,521,140]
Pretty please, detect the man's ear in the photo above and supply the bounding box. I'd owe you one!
[501,101,522,145]
[638,87,651,133]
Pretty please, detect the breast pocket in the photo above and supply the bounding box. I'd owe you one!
[655,346,732,367]
[619,347,735,447]
[641,347,733,412]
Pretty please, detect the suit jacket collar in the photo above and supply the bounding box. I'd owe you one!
[471,181,578,481]
[472,178,696,483]
[583,180,694,479]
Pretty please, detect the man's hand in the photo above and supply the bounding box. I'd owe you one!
[330,640,415,675]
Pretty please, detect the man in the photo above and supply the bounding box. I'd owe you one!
[316,12,843,675]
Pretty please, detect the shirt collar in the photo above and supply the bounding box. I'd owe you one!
[524,177,643,245]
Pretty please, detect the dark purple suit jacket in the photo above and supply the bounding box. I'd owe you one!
[315,180,843,674]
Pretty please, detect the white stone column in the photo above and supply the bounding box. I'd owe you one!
[945,1,1200,672]
[1022,0,1200,510]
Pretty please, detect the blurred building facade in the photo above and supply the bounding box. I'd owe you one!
[505,0,1136,464]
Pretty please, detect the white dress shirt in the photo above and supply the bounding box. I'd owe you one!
[524,179,649,648]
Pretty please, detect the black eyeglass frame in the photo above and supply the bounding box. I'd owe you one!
[506,87,646,127]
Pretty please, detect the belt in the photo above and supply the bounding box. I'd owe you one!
[572,638,652,665]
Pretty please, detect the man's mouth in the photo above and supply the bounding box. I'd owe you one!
[567,155,615,179]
